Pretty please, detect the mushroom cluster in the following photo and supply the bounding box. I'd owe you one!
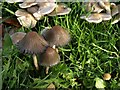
[12,25,70,74]
[80,0,120,24]
[6,0,71,28]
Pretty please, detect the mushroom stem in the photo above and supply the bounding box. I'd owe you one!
[46,66,49,74]
[32,54,39,70]
[52,45,58,53]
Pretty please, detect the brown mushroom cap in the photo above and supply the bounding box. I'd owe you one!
[42,25,71,47]
[39,47,60,67]
[17,31,48,54]
[10,32,26,45]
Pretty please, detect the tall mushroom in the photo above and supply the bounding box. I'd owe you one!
[42,25,71,48]
[17,31,48,70]
[39,47,60,74]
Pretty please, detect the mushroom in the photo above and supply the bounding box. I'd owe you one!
[111,14,120,24]
[111,3,119,16]
[27,5,39,14]
[48,3,71,16]
[42,25,71,47]
[10,32,26,45]
[39,47,60,74]
[31,2,57,20]
[19,0,37,8]
[5,0,23,3]
[80,13,102,23]
[37,2,57,15]
[98,0,111,14]
[84,2,103,13]
[103,73,111,80]
[15,9,37,28]
[100,13,112,21]
[17,31,49,70]
[111,4,120,24]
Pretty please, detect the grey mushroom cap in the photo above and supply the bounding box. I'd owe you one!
[19,0,37,8]
[80,13,102,23]
[111,3,119,16]
[84,2,103,13]
[100,13,112,21]
[39,47,60,67]
[17,31,49,54]
[15,9,37,28]
[5,0,23,3]
[27,5,39,14]
[10,32,26,45]
[48,3,71,16]
[42,25,71,47]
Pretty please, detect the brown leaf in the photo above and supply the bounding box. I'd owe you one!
[3,18,21,28]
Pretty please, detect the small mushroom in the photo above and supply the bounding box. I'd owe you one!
[47,83,55,89]
[48,3,71,16]
[84,2,103,13]
[39,47,60,74]
[111,14,120,24]
[5,0,23,3]
[19,0,37,8]
[37,2,57,15]
[42,25,71,47]
[111,4,120,24]
[80,13,102,23]
[100,13,112,21]
[98,0,111,14]
[10,32,26,45]
[103,73,111,80]
[27,5,39,14]
[111,3,119,16]
[15,9,37,28]
[17,31,49,70]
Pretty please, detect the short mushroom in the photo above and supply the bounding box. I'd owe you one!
[84,2,103,13]
[31,2,56,20]
[98,0,111,14]
[5,0,23,3]
[111,3,119,16]
[27,5,39,14]
[100,13,112,21]
[111,4,120,24]
[42,25,71,47]
[10,32,26,45]
[80,13,102,23]
[19,0,37,8]
[103,73,111,80]
[37,2,57,15]
[48,3,71,16]
[17,31,49,70]
[15,9,37,28]
[39,47,60,74]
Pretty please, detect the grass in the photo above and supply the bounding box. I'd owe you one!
[1,1,120,89]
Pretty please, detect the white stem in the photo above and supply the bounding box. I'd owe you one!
[52,45,58,53]
[33,54,39,70]
[46,67,49,74]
